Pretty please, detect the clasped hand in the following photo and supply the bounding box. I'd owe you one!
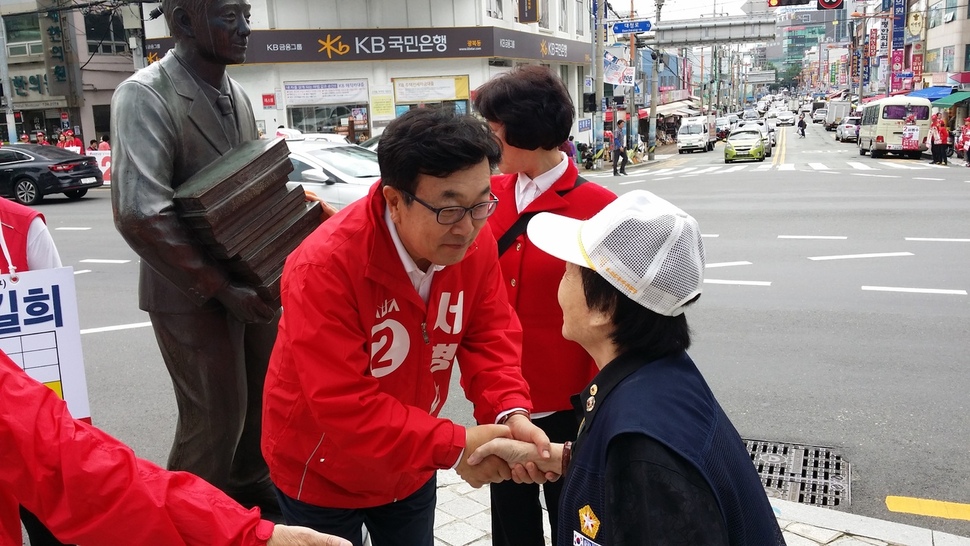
[456,416,559,488]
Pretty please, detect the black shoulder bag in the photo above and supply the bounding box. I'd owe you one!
[497,176,588,256]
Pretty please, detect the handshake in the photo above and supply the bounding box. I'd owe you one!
[455,415,566,488]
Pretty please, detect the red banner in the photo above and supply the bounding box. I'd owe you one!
[868,29,878,57]
[912,53,924,82]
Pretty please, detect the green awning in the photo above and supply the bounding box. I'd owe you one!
[931,91,970,107]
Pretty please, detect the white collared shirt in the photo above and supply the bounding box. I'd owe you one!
[514,152,569,213]
[384,206,444,304]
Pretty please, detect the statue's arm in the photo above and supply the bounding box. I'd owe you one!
[110,81,230,305]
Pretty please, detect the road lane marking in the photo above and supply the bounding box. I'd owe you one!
[778,163,795,171]
[808,252,913,261]
[886,496,970,521]
[808,163,830,170]
[778,235,848,240]
[690,166,723,175]
[847,162,875,170]
[754,163,773,171]
[74,270,92,275]
[904,237,970,242]
[706,261,752,268]
[701,234,719,238]
[666,167,698,175]
[863,286,967,296]
[913,177,944,181]
[722,165,748,173]
[80,322,153,335]
[877,161,922,169]
[851,173,900,178]
[704,279,771,286]
[618,178,649,185]
[55,227,92,231]
[80,259,131,264]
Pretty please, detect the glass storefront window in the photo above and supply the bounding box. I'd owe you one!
[4,13,41,44]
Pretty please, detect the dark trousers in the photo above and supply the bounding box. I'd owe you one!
[276,476,437,546]
[148,309,280,516]
[931,143,942,163]
[612,147,628,174]
[20,506,69,546]
[489,410,579,546]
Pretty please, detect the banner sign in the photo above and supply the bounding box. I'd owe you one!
[0,267,89,421]
[284,79,369,106]
[869,28,879,57]
[912,53,924,82]
[518,0,538,23]
[863,58,871,85]
[892,0,906,50]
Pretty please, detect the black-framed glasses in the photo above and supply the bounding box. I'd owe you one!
[399,189,499,225]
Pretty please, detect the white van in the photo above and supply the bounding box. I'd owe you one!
[858,96,931,159]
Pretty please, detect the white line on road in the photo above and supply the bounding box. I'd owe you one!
[74,270,91,275]
[904,237,970,242]
[912,177,944,181]
[704,279,772,287]
[80,259,131,264]
[687,166,721,175]
[850,173,900,178]
[666,167,698,175]
[754,163,773,171]
[721,165,748,173]
[706,261,752,268]
[847,162,875,170]
[80,322,153,335]
[808,163,830,170]
[778,163,796,171]
[647,168,675,175]
[877,161,922,170]
[55,227,92,231]
[701,234,719,238]
[808,252,913,261]
[862,286,967,296]
[778,235,848,240]
[618,178,648,185]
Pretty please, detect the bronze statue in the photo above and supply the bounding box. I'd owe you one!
[110,0,280,518]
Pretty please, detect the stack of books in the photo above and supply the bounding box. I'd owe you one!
[174,137,321,301]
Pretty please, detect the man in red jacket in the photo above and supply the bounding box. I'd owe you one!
[262,107,550,546]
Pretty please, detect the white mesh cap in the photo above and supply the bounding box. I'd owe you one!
[527,190,705,316]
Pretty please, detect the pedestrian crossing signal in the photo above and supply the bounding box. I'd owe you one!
[767,0,812,6]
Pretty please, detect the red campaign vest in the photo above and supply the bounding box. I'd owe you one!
[0,202,42,274]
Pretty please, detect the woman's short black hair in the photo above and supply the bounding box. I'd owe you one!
[580,267,696,355]
[473,65,574,151]
[378,107,501,196]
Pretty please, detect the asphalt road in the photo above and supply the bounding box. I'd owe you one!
[32,122,970,536]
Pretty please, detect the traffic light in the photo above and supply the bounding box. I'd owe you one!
[583,93,596,113]
[767,0,812,6]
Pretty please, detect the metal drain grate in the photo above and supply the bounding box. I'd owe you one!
[744,439,851,509]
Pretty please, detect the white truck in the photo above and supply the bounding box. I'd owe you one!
[824,100,852,131]
[676,116,717,153]
[788,98,801,113]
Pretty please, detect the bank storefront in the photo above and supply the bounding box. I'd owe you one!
[146,26,589,138]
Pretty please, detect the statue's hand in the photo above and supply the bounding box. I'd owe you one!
[214,283,277,323]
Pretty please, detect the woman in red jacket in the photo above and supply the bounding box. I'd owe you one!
[475,65,616,546]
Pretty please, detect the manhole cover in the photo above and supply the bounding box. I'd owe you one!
[744,439,852,509]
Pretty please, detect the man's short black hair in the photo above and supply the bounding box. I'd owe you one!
[473,65,574,151]
[580,267,695,356]
[378,107,501,196]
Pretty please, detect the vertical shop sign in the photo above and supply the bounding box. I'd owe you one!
[911,53,923,82]
[36,0,69,97]
[892,0,906,51]
[868,28,878,57]
[518,0,539,23]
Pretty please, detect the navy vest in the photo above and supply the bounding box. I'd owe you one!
[558,351,784,545]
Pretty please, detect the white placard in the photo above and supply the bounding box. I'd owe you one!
[283,79,369,106]
[0,267,90,420]
[394,77,458,102]
[87,150,111,184]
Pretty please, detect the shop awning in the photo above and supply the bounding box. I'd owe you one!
[908,86,954,100]
[654,100,697,116]
[826,90,843,99]
[931,91,970,107]
[603,110,629,123]
[860,94,886,104]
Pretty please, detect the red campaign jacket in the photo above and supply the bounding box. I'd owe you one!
[488,162,616,412]
[0,199,41,274]
[262,183,532,509]
[0,353,275,546]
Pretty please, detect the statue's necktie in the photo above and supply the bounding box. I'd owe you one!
[216,94,239,146]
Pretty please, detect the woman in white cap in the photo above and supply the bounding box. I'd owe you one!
[469,190,785,546]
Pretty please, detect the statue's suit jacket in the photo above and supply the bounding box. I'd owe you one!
[111,51,259,314]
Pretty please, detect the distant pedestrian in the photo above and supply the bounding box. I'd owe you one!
[938,120,949,165]
[98,135,110,150]
[612,120,628,176]
[797,115,807,138]
[36,132,50,146]
[19,133,30,144]
[88,140,99,151]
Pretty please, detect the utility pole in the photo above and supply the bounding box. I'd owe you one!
[594,0,606,166]
[699,50,705,116]
[647,0,663,161]
[0,16,17,143]
[628,0,637,150]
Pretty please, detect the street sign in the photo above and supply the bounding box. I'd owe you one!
[740,0,768,13]
[612,20,651,34]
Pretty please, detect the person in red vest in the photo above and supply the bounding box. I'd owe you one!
[64,129,83,150]
[36,131,50,145]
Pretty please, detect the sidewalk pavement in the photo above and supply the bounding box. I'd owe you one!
[431,468,970,546]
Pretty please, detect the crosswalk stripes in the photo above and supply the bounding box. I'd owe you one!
[846,161,875,170]
[877,161,923,170]
[585,159,950,178]
[778,163,796,171]
[753,163,773,171]
[808,163,830,170]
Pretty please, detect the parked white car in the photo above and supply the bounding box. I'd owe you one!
[835,117,861,142]
[285,141,380,210]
